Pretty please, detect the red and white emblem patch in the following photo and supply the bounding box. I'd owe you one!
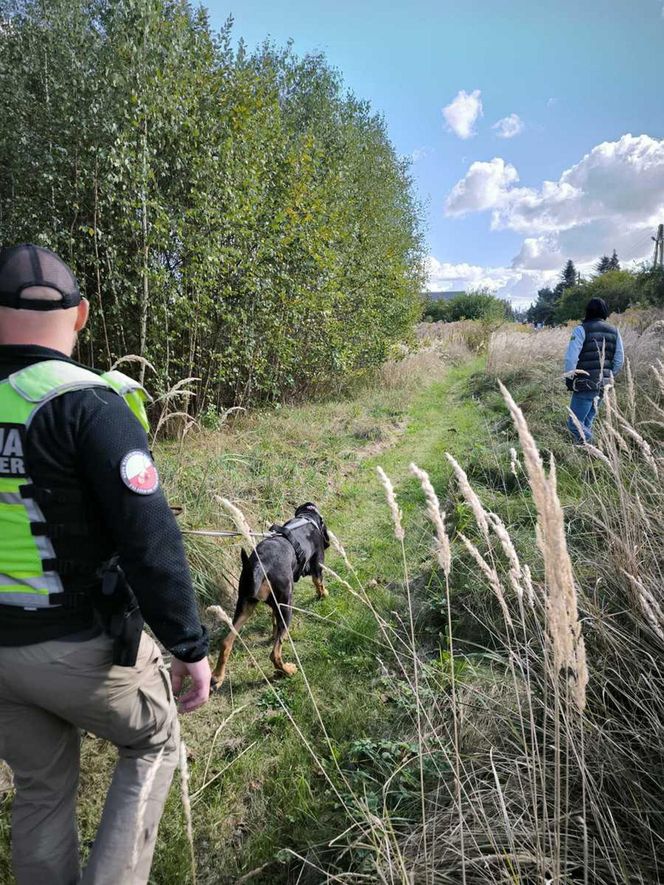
[120,450,160,495]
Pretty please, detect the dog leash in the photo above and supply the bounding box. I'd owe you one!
[180,529,273,539]
[171,507,272,539]
[176,512,322,542]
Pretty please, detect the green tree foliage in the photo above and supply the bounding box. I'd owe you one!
[635,267,664,305]
[0,0,425,411]
[423,289,512,323]
[526,260,579,325]
[554,267,664,323]
[561,259,578,290]
[596,250,621,274]
[525,254,661,325]
[553,270,637,323]
[526,287,558,326]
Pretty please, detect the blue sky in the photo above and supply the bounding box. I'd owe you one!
[206,0,664,305]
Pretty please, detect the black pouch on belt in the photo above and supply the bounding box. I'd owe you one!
[99,558,144,667]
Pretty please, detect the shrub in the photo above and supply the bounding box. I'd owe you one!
[554,270,638,322]
[0,0,425,410]
[424,290,513,324]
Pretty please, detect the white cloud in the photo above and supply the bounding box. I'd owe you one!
[511,236,563,271]
[425,257,556,309]
[493,113,525,139]
[436,133,664,305]
[495,134,664,235]
[444,134,664,270]
[442,89,483,140]
[427,257,510,292]
[445,157,521,216]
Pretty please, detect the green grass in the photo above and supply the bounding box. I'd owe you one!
[159,354,662,883]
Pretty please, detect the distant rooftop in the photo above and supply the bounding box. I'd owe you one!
[424,290,465,302]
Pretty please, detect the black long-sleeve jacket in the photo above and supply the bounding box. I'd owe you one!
[0,344,208,662]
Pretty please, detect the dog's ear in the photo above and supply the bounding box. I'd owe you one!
[240,548,249,566]
[322,523,331,549]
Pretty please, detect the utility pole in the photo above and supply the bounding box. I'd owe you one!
[653,223,664,270]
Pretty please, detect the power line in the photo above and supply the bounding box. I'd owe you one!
[623,229,654,256]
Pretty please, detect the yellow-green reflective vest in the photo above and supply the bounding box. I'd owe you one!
[0,360,150,609]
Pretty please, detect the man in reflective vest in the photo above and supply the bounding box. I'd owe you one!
[0,244,211,884]
[564,297,624,443]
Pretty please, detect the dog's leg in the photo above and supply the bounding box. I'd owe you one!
[270,592,297,677]
[211,598,257,688]
[311,558,328,599]
[312,573,328,599]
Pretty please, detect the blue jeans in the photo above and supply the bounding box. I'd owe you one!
[567,391,601,443]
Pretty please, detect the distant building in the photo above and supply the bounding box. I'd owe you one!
[425,290,465,302]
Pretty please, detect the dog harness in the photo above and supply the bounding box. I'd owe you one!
[269,515,321,581]
[0,360,150,609]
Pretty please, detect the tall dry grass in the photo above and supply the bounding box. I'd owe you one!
[379,326,477,391]
[418,317,501,356]
[326,366,664,884]
[325,389,590,883]
[190,359,663,883]
[487,308,664,377]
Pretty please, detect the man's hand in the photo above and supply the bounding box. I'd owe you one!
[171,657,211,713]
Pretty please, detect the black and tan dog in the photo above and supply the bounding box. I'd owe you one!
[211,503,330,687]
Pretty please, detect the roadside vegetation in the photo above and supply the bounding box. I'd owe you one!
[171,312,664,884]
[0,0,425,409]
[0,327,481,884]
[527,255,664,326]
[177,311,664,884]
[353,312,664,884]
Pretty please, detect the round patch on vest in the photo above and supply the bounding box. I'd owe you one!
[120,451,159,495]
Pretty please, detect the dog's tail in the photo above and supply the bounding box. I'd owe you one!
[238,547,265,600]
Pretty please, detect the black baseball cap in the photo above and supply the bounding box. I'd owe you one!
[0,244,82,310]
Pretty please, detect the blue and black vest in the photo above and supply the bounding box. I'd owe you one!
[574,319,618,392]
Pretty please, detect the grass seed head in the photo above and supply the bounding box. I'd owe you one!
[206,605,235,632]
[327,528,352,570]
[500,381,587,713]
[215,496,254,547]
[445,452,490,541]
[458,531,513,628]
[509,447,519,476]
[377,466,405,542]
[409,462,451,576]
[179,740,197,883]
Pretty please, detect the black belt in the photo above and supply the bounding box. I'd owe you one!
[48,590,91,610]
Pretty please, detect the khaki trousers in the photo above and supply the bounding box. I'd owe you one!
[0,632,180,885]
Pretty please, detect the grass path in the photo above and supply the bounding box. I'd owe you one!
[154,356,487,884]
